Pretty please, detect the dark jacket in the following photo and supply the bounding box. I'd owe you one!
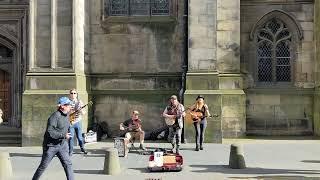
[42,109,70,146]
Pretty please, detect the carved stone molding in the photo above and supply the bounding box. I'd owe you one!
[0,23,17,37]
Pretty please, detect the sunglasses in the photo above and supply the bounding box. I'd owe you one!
[70,92,77,94]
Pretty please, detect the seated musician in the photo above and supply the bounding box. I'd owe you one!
[119,110,146,150]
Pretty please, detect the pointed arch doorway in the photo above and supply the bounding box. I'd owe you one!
[0,45,12,124]
[0,38,21,128]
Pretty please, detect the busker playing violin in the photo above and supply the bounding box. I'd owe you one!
[119,110,146,150]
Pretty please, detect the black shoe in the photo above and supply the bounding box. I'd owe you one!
[200,146,203,150]
[139,144,146,150]
[195,146,199,151]
[81,148,88,154]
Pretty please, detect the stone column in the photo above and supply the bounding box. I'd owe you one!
[72,0,89,131]
[51,0,56,69]
[185,0,245,143]
[184,0,221,143]
[216,0,245,138]
[313,1,320,135]
[28,0,35,70]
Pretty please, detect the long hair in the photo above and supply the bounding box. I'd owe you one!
[195,99,204,111]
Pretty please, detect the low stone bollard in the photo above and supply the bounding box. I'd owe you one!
[0,151,12,180]
[103,148,121,175]
[229,143,246,169]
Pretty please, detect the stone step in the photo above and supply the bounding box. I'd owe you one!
[0,134,21,140]
[0,139,21,146]
[0,126,22,146]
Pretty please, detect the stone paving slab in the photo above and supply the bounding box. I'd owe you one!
[1,139,320,180]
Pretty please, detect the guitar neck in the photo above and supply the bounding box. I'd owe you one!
[70,104,88,115]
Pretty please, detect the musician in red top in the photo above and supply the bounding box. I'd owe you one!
[162,95,185,154]
[119,110,146,150]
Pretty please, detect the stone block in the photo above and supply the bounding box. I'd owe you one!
[189,37,215,49]
[198,15,216,26]
[186,73,219,90]
[189,48,216,63]
[217,0,239,9]
[300,22,314,31]
[189,0,207,15]
[189,26,209,38]
[219,75,243,89]
[26,76,76,90]
[217,9,239,21]
[217,21,239,31]
[303,31,314,42]
[282,4,302,12]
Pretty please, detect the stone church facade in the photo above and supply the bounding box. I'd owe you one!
[0,0,319,146]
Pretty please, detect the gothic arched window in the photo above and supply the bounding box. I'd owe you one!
[256,18,293,84]
[106,0,170,16]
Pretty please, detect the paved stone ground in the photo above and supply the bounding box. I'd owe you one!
[1,138,320,180]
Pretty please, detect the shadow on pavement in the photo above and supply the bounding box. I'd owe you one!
[301,160,320,163]
[74,169,103,174]
[189,165,320,175]
[128,167,149,173]
[10,153,42,157]
[229,175,320,180]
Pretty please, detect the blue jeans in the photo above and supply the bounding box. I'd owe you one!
[193,119,207,147]
[69,121,84,155]
[168,126,182,146]
[32,141,74,180]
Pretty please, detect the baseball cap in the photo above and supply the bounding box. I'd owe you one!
[58,97,71,106]
[170,95,178,100]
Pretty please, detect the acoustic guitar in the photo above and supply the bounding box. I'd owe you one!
[69,101,93,124]
[185,111,212,124]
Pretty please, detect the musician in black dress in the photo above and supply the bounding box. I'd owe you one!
[190,95,211,151]
[162,95,185,154]
[119,110,146,150]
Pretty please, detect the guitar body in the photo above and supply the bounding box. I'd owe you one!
[185,111,203,124]
[165,117,176,126]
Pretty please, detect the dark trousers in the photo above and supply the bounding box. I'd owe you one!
[69,121,84,155]
[168,126,182,146]
[32,141,74,180]
[193,119,207,147]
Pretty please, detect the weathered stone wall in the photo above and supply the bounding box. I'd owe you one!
[241,0,314,135]
[88,0,185,135]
